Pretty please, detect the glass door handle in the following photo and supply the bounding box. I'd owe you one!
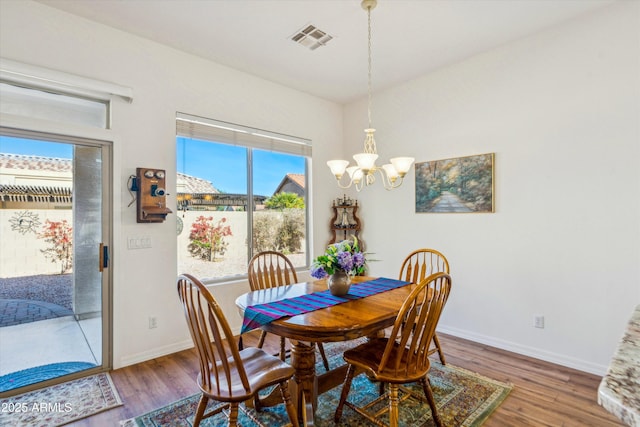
[99,243,109,271]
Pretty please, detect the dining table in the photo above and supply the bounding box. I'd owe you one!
[235,275,415,426]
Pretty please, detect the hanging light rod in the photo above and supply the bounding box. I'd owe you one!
[327,0,414,192]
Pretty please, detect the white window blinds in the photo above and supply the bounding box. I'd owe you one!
[176,112,312,157]
[0,83,108,128]
[0,58,133,103]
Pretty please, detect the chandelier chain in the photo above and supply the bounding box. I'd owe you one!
[367,5,372,129]
[364,5,377,155]
[325,0,414,192]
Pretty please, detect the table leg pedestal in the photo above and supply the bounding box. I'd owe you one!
[290,340,317,426]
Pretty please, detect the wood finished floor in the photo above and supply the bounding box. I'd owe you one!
[68,332,623,426]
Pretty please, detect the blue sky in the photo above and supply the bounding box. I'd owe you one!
[1,135,305,197]
[177,137,305,196]
[0,136,73,158]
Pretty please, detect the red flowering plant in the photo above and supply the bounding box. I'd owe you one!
[188,216,232,262]
[38,219,73,274]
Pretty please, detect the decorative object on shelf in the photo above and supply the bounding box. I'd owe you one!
[311,237,367,296]
[326,0,414,192]
[339,208,350,228]
[335,194,354,206]
[330,197,361,245]
[415,153,495,213]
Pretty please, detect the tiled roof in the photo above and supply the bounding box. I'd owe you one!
[0,153,71,172]
[287,173,305,189]
[273,173,305,196]
[176,173,218,194]
[0,153,218,193]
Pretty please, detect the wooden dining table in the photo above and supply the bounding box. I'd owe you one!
[235,275,415,426]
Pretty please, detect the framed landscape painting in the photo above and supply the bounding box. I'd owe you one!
[415,153,494,213]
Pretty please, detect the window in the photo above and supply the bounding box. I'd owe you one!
[176,113,311,281]
[0,83,108,128]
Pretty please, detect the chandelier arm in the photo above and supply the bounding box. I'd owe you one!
[333,175,356,190]
[375,167,404,191]
[365,170,376,186]
[374,167,393,190]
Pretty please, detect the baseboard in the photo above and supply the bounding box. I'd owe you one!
[437,325,608,376]
[116,326,608,376]
[118,339,194,368]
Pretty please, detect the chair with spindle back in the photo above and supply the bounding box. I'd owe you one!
[334,272,452,427]
[399,248,450,364]
[244,251,330,371]
[177,274,299,427]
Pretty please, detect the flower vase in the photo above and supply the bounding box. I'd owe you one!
[327,271,351,296]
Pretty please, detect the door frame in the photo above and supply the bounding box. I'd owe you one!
[0,119,114,396]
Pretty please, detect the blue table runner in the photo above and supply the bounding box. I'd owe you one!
[241,277,410,334]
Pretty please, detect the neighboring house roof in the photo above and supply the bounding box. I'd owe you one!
[0,153,72,172]
[273,173,305,196]
[0,153,218,194]
[0,153,266,209]
[176,172,218,194]
[287,173,305,189]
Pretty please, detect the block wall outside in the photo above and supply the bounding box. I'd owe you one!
[0,209,72,278]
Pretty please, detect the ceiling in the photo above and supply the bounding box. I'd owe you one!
[36,0,615,104]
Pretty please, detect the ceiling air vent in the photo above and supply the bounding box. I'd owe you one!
[290,24,333,50]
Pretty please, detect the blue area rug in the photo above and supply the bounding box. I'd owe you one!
[122,354,512,427]
[0,361,96,392]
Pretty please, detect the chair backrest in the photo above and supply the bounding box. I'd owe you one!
[248,251,298,291]
[379,272,452,378]
[399,248,449,284]
[177,274,250,396]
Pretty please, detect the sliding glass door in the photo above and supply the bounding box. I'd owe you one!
[0,132,111,394]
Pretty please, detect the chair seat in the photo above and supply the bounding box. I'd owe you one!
[343,338,430,384]
[199,347,295,402]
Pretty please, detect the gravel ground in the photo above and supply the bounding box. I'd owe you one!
[0,274,72,311]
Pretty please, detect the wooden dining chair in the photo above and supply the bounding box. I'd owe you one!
[244,251,331,371]
[334,272,452,427]
[177,274,299,427]
[399,248,450,365]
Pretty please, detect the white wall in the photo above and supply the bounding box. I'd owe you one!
[2,0,638,376]
[0,1,343,368]
[344,1,639,375]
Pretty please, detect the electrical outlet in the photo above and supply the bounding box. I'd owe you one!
[533,315,545,329]
[148,316,158,329]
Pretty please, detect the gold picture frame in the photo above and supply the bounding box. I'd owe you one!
[415,153,495,213]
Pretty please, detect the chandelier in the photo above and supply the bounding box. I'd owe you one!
[327,0,414,191]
